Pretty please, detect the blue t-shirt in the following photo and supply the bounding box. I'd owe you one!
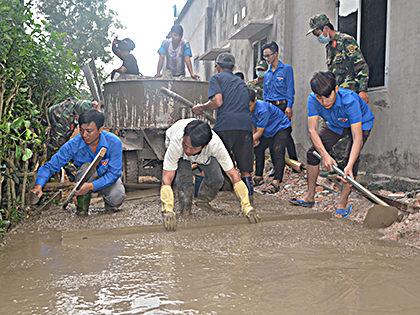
[252,100,291,138]
[307,88,375,135]
[208,70,252,132]
[35,131,123,192]
[263,61,295,108]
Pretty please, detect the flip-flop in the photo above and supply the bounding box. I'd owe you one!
[334,205,353,218]
[262,182,280,194]
[253,177,264,186]
[289,198,315,207]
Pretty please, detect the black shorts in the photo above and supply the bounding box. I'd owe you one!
[215,130,254,173]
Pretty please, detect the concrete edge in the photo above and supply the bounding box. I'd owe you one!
[61,212,332,246]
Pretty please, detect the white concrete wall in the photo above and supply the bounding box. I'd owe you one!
[177,0,420,179]
[176,0,207,79]
[360,1,420,177]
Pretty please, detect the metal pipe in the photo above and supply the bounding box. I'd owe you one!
[160,87,216,123]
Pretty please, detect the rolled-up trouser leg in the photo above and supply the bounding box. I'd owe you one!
[175,159,194,213]
[197,157,224,200]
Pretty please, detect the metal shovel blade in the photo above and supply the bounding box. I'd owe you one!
[312,151,401,228]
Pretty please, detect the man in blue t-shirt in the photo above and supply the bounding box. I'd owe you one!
[249,88,291,194]
[291,71,374,218]
[192,53,254,199]
[262,41,297,164]
[31,109,126,215]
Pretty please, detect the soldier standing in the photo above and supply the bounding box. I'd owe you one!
[306,14,370,104]
[246,60,268,100]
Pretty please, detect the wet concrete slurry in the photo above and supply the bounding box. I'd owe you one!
[1,192,420,314]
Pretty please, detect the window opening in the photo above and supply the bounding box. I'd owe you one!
[338,0,387,88]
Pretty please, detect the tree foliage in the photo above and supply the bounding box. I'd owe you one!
[0,0,81,236]
[36,0,124,66]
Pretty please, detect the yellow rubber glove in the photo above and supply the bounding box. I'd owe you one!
[161,185,177,231]
[161,185,175,215]
[233,180,254,216]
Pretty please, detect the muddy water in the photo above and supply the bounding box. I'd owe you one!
[1,193,420,314]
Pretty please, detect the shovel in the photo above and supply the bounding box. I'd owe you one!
[62,147,107,209]
[313,151,401,228]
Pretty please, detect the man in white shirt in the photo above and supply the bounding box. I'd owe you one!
[160,119,259,231]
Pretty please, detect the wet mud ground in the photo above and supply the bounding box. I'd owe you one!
[2,183,420,314]
[255,166,420,249]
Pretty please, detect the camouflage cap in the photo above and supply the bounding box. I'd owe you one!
[255,60,268,70]
[216,53,235,66]
[306,14,331,36]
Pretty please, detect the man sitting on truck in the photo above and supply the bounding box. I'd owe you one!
[31,109,126,215]
[155,24,199,79]
[111,36,140,80]
[160,118,260,231]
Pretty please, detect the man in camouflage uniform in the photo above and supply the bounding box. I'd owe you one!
[246,60,268,100]
[306,14,370,104]
[46,97,101,180]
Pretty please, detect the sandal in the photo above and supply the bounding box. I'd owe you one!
[334,205,353,218]
[289,198,315,207]
[262,182,280,194]
[253,177,264,186]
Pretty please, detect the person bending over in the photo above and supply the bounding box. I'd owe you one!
[290,71,374,218]
[160,119,260,231]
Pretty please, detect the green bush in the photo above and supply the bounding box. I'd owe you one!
[0,0,81,235]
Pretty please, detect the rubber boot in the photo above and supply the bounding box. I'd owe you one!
[104,199,120,213]
[194,174,204,198]
[76,192,91,215]
[242,177,254,204]
[195,178,217,209]
[178,185,194,215]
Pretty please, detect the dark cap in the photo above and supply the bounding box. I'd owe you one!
[255,60,268,70]
[216,53,235,66]
[117,38,135,51]
[306,14,331,36]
